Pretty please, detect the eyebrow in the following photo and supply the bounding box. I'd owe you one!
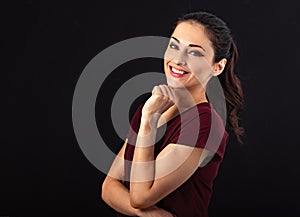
[171,36,206,52]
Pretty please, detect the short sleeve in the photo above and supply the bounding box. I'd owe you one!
[168,107,228,160]
[168,111,211,149]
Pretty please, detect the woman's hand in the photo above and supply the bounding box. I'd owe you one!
[142,85,175,117]
[137,205,176,217]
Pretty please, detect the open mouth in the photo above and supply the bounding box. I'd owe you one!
[169,65,189,77]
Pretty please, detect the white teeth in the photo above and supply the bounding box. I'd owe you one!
[171,66,185,74]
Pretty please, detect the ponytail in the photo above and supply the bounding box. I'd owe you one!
[219,39,245,144]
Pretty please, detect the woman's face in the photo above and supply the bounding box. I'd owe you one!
[164,21,217,90]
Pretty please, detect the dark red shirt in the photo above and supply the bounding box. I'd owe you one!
[116,102,229,217]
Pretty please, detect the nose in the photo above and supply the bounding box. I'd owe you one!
[173,52,187,66]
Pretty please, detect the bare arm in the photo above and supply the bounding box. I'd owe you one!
[102,140,141,216]
[130,85,214,209]
[102,140,176,216]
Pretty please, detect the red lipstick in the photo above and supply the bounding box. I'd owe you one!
[169,65,188,78]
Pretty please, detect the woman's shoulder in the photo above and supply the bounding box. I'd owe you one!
[177,102,211,125]
[183,102,229,160]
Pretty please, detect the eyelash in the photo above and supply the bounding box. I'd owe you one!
[189,50,202,57]
[169,43,203,57]
[169,43,179,50]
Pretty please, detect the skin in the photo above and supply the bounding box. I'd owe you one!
[102,21,227,216]
[163,21,226,109]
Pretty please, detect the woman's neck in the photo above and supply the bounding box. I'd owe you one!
[174,85,208,111]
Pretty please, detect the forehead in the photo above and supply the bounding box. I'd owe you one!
[171,21,212,50]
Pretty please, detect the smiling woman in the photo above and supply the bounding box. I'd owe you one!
[101,11,245,217]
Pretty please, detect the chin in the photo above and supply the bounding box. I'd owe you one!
[166,77,186,89]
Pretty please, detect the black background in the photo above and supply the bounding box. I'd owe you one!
[2,0,300,216]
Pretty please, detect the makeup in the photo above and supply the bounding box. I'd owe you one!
[169,65,188,78]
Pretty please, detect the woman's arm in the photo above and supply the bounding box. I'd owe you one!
[129,86,213,209]
[102,140,141,216]
[102,140,176,216]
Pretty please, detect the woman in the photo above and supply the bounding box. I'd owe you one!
[102,11,245,217]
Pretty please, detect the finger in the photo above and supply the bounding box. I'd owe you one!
[164,85,176,102]
[158,85,168,97]
[152,86,161,95]
[159,84,175,102]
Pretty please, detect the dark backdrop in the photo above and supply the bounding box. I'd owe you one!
[2,0,300,216]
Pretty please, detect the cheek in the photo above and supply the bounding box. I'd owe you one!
[164,58,169,69]
[187,58,212,85]
[164,47,171,61]
[164,47,179,62]
[188,58,212,76]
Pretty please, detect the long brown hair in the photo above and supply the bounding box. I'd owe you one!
[175,11,245,144]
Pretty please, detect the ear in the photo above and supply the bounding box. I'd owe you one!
[212,58,227,76]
